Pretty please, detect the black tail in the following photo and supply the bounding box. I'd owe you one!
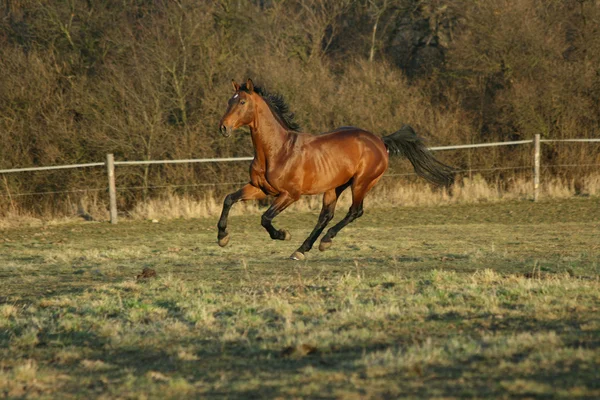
[382,125,455,187]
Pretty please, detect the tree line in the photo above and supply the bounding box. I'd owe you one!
[1,0,598,214]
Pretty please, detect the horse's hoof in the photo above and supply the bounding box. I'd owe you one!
[282,230,291,241]
[290,251,305,261]
[319,240,332,252]
[218,234,230,247]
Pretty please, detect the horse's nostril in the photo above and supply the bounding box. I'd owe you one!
[220,124,231,137]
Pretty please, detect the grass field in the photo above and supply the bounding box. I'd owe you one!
[1,198,599,398]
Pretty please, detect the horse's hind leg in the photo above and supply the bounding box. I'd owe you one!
[290,184,348,260]
[319,176,380,251]
[318,200,363,251]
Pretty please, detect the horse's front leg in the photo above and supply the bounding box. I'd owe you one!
[260,192,298,241]
[217,184,266,247]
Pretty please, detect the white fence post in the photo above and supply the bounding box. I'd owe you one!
[106,154,118,224]
[533,134,541,202]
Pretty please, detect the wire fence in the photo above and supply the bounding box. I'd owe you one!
[1,136,598,222]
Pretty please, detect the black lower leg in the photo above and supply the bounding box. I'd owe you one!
[297,207,335,253]
[260,193,296,240]
[321,202,363,243]
[261,212,288,240]
[217,192,240,239]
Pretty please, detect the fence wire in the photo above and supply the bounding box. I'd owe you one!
[2,163,598,198]
[0,182,249,198]
[115,181,249,192]
[0,188,106,198]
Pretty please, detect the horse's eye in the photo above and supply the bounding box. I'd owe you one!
[240,100,246,105]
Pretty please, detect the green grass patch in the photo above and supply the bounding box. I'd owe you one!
[1,199,599,398]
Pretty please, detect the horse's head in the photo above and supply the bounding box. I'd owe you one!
[219,79,258,138]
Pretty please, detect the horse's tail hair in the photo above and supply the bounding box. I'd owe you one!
[382,125,455,188]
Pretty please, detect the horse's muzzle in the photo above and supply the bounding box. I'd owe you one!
[219,124,232,138]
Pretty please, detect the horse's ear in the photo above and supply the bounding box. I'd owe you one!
[246,78,254,92]
[231,79,240,92]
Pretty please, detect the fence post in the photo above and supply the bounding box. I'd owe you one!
[533,134,541,202]
[106,154,118,224]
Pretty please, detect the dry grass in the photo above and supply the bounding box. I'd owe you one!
[128,173,600,220]
[1,173,599,226]
[127,190,260,221]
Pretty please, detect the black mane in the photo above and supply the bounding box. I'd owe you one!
[240,83,300,132]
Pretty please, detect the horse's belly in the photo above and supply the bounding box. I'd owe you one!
[301,167,354,195]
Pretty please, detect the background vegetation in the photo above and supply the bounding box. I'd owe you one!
[1,0,599,216]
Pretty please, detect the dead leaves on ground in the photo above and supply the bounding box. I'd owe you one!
[281,343,318,358]
[136,267,157,280]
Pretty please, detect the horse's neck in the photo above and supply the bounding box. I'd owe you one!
[249,103,291,165]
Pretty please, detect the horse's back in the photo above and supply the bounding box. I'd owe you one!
[310,126,386,153]
[317,126,364,136]
[301,126,388,175]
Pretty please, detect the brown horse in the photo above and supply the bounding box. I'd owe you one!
[217,79,453,260]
